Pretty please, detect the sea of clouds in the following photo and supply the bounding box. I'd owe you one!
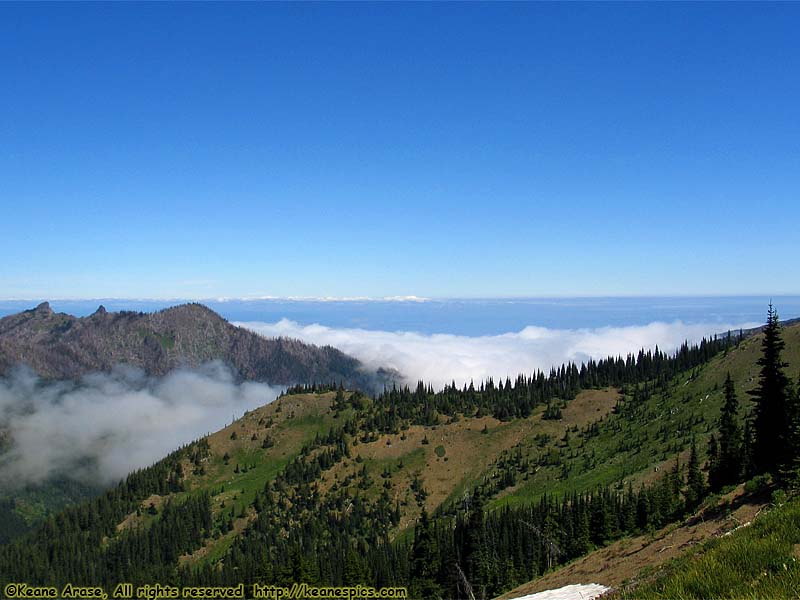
[0,361,282,488]
[0,318,759,489]
[238,319,759,389]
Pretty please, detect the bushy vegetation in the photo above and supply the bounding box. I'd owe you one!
[620,492,800,599]
[1,306,799,600]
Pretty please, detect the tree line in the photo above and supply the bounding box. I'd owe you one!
[2,312,793,600]
[708,303,800,489]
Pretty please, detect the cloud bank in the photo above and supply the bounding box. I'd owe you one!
[0,362,281,488]
[238,319,759,389]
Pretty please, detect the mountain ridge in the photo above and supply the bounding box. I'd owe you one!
[1,319,799,598]
[0,302,379,389]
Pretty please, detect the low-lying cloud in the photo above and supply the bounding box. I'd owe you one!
[0,319,759,489]
[238,319,759,389]
[0,362,281,488]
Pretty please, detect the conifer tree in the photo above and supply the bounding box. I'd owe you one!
[741,415,756,479]
[409,509,442,600]
[685,438,705,510]
[463,492,489,598]
[706,434,719,489]
[783,375,800,480]
[710,373,743,489]
[749,304,793,478]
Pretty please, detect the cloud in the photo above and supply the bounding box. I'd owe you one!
[230,296,431,303]
[0,362,281,488]
[238,319,759,390]
[0,318,759,489]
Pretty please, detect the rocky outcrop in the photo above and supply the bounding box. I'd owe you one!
[0,302,378,388]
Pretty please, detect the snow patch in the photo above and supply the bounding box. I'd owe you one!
[509,583,610,600]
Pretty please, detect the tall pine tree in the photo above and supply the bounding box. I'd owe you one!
[784,375,800,480]
[409,509,442,600]
[685,438,705,510]
[710,373,743,490]
[750,304,793,478]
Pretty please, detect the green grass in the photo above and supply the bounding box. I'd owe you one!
[2,479,101,525]
[620,494,800,599]
[207,413,334,516]
[364,446,427,475]
[491,324,800,511]
[153,332,175,350]
[134,325,800,574]
[135,327,175,350]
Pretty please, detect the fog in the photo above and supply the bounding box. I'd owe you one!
[0,318,758,488]
[0,362,282,488]
[238,319,758,389]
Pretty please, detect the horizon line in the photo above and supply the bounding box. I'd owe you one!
[2,293,800,304]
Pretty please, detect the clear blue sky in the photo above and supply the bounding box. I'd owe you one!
[1,2,798,300]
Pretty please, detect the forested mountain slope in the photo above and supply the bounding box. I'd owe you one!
[0,302,383,544]
[1,318,798,599]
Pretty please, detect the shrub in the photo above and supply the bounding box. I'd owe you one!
[744,473,772,495]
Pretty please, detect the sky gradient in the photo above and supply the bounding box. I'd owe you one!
[1,3,798,300]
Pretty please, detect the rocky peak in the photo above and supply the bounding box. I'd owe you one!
[0,302,380,390]
[33,301,53,316]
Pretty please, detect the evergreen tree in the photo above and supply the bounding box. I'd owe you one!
[749,304,793,478]
[783,375,800,480]
[685,438,704,510]
[710,373,743,489]
[343,546,370,586]
[741,415,756,479]
[409,509,442,600]
[706,434,720,490]
[462,492,489,599]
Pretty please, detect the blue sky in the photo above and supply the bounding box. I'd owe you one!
[1,2,798,300]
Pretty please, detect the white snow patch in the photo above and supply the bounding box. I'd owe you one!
[509,583,610,600]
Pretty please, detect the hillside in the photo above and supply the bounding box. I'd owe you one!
[497,484,772,599]
[614,486,800,599]
[0,302,377,388]
[1,319,798,599]
[0,302,384,544]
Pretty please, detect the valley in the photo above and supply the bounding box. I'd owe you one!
[3,313,798,599]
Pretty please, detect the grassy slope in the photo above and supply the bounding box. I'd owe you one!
[615,490,800,599]
[497,483,772,599]
[497,322,800,598]
[492,323,800,510]
[110,322,800,577]
[118,392,344,566]
[0,479,101,543]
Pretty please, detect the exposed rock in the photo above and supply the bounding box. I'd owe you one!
[33,301,52,315]
[0,302,382,389]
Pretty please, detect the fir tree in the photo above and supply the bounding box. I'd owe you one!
[685,438,704,510]
[741,415,756,479]
[710,373,743,489]
[783,375,800,480]
[463,492,489,598]
[706,434,720,489]
[749,304,793,478]
[409,509,442,600]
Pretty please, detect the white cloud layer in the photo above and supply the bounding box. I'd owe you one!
[238,319,759,389]
[0,362,282,488]
[0,319,759,488]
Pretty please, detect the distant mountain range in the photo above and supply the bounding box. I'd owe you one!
[0,302,383,389]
